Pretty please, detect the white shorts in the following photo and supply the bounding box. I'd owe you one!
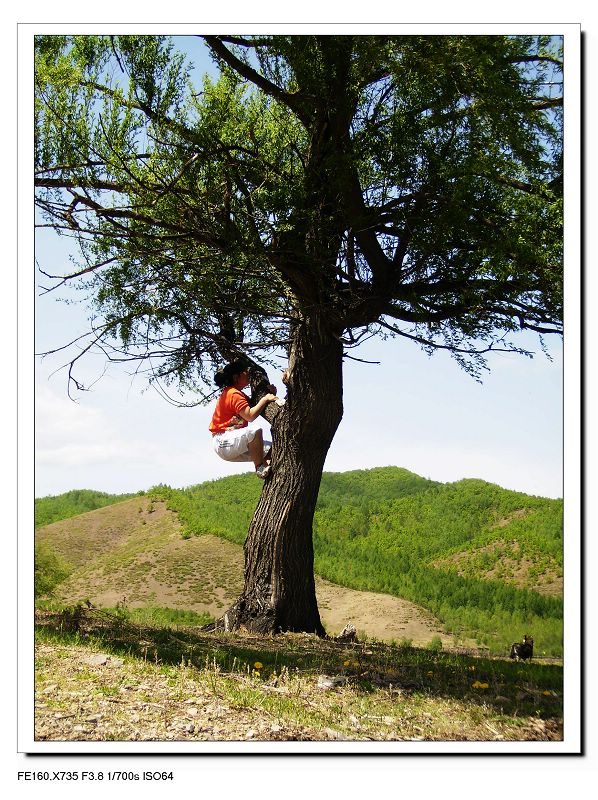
[212,427,271,463]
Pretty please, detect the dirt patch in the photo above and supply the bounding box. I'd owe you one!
[35,498,161,567]
[50,499,245,620]
[315,579,462,647]
[492,509,532,528]
[41,499,465,646]
[76,532,244,620]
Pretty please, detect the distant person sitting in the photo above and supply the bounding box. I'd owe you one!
[209,359,277,479]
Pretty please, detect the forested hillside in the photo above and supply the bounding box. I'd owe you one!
[153,467,563,655]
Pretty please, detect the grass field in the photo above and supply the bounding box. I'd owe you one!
[34,606,562,743]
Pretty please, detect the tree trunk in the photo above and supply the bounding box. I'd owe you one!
[215,314,344,635]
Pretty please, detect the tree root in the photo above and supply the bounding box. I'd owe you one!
[202,595,326,637]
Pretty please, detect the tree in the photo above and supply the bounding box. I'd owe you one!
[35,34,563,635]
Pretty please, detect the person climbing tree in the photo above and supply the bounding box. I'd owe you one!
[209,359,278,478]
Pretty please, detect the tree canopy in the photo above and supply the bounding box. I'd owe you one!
[35,34,563,395]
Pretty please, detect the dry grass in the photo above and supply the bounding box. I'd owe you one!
[34,608,562,744]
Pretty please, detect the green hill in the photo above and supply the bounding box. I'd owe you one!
[36,467,563,656]
[153,467,563,655]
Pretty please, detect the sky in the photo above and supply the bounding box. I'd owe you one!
[32,34,569,501]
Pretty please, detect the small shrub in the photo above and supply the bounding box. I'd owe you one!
[112,599,131,621]
[426,635,443,652]
[34,543,71,598]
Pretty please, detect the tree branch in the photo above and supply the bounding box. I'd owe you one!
[377,319,533,358]
[203,36,312,127]
[508,55,563,68]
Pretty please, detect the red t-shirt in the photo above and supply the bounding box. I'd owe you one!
[209,387,250,434]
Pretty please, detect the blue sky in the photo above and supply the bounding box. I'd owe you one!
[34,34,566,500]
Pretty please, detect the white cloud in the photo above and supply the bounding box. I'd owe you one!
[35,382,165,490]
[35,382,125,455]
[36,385,110,450]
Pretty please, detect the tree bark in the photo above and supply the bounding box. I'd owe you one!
[213,313,344,635]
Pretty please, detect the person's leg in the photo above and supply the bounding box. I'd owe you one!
[247,427,266,469]
[247,429,271,478]
[215,429,271,477]
[263,438,272,463]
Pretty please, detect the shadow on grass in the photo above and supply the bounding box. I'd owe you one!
[35,606,563,721]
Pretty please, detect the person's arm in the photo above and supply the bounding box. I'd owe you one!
[237,392,277,423]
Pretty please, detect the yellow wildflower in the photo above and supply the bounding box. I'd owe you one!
[254,661,263,670]
[343,660,351,667]
[472,680,489,689]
